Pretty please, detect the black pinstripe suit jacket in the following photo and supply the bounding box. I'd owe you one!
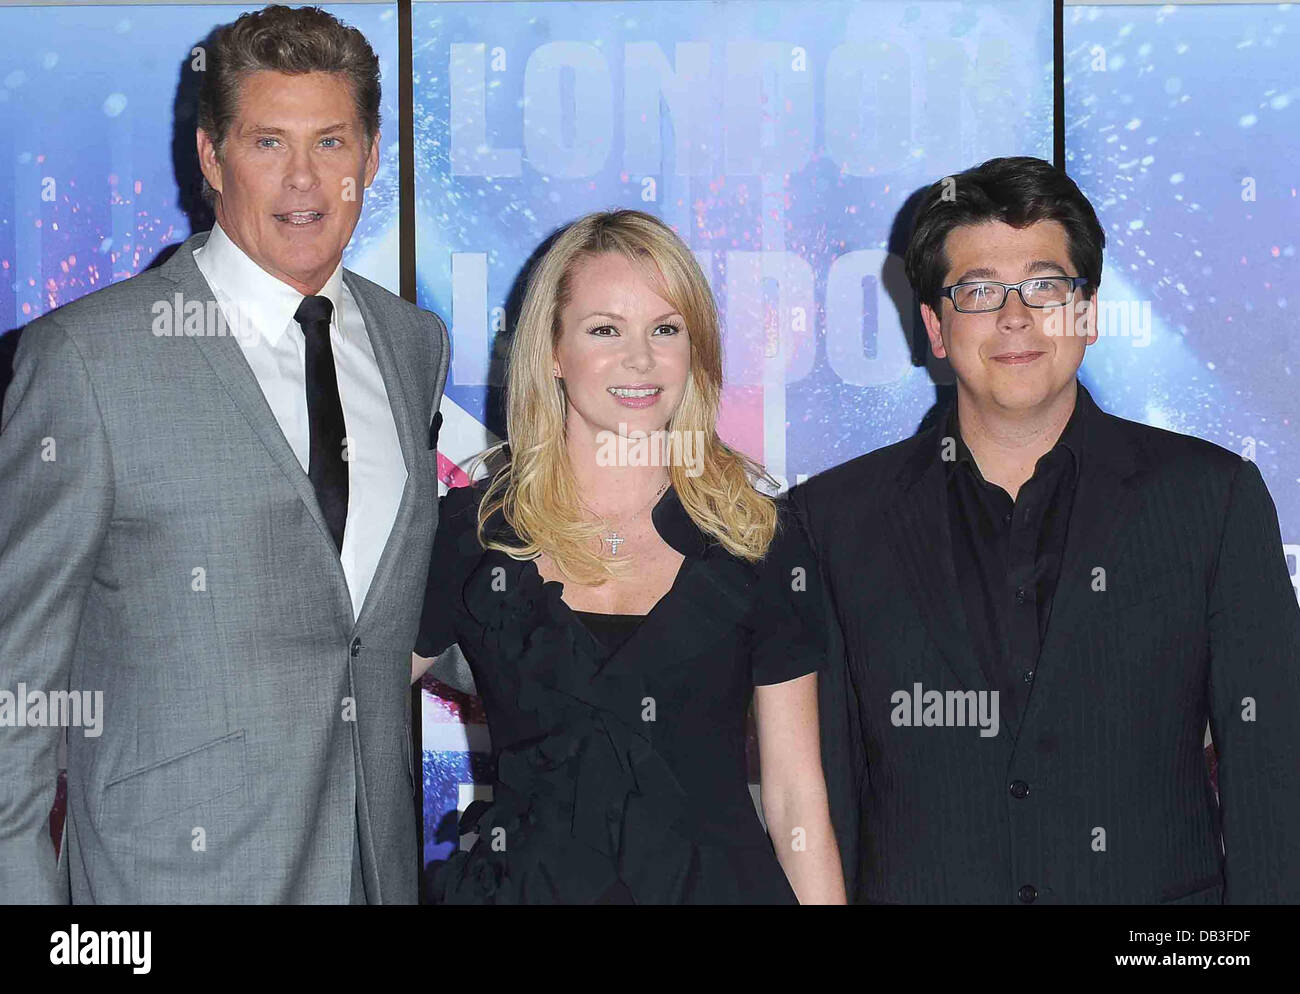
[789,382,1300,904]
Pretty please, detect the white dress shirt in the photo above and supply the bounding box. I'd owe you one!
[194,221,407,621]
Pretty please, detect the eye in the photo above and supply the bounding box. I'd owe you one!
[969,283,993,298]
[257,137,281,149]
[320,136,342,148]
[653,322,683,336]
[587,325,618,337]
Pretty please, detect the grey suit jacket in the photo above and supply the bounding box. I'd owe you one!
[0,230,449,903]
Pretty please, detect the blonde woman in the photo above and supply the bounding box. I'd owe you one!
[412,210,844,904]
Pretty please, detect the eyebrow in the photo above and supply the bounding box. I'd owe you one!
[243,122,353,136]
[581,309,683,324]
[952,260,1069,283]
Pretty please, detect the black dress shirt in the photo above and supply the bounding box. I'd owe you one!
[943,395,1087,729]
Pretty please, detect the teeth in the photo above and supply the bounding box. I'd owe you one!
[609,387,660,398]
[279,211,322,224]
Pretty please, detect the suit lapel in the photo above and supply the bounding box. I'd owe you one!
[162,233,429,630]
[164,234,349,588]
[1033,384,1142,672]
[344,271,425,628]
[881,423,993,704]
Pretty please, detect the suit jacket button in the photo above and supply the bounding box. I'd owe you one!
[1018,884,1038,903]
[1009,780,1030,799]
[351,638,362,657]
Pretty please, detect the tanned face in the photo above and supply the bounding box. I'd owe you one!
[197,71,378,295]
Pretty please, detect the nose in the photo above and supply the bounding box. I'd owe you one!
[621,333,655,373]
[284,145,321,193]
[997,288,1034,332]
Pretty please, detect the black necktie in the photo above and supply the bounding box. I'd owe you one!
[295,295,348,553]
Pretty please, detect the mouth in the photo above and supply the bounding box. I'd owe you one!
[990,351,1046,365]
[608,385,663,408]
[274,211,326,226]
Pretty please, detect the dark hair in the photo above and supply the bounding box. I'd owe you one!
[903,156,1105,311]
[196,5,381,206]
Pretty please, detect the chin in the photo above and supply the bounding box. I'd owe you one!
[604,413,669,435]
[276,242,336,273]
[972,374,1043,410]
[996,381,1065,413]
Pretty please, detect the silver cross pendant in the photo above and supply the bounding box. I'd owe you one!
[605,532,624,555]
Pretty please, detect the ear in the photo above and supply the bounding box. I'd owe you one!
[1077,289,1099,347]
[920,301,947,359]
[196,128,223,197]
[363,129,380,189]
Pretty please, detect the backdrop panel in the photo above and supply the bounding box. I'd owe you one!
[1066,3,1299,561]
[0,1,402,337]
[414,0,1056,876]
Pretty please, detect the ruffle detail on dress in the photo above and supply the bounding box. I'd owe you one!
[429,546,768,904]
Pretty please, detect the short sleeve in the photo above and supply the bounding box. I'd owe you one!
[749,496,830,686]
[415,483,484,658]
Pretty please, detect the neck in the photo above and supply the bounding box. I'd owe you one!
[955,380,1078,501]
[565,421,670,517]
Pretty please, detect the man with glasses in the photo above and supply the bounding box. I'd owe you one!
[791,156,1300,904]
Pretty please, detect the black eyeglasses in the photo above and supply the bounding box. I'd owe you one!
[939,276,1090,313]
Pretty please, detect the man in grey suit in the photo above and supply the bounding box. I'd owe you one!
[0,6,447,903]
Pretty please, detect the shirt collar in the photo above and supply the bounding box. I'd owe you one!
[943,381,1088,482]
[193,220,345,348]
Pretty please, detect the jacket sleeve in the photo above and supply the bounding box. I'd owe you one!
[0,318,114,903]
[1206,457,1300,903]
[415,483,481,659]
[787,480,865,902]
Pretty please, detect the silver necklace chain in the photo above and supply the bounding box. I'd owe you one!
[579,477,670,556]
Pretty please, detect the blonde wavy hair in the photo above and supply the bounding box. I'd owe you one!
[475,208,778,585]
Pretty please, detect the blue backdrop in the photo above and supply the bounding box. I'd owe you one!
[411,0,1057,875]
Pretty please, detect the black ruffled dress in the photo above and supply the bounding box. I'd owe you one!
[416,482,826,904]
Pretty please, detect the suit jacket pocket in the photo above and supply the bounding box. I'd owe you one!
[98,729,247,831]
